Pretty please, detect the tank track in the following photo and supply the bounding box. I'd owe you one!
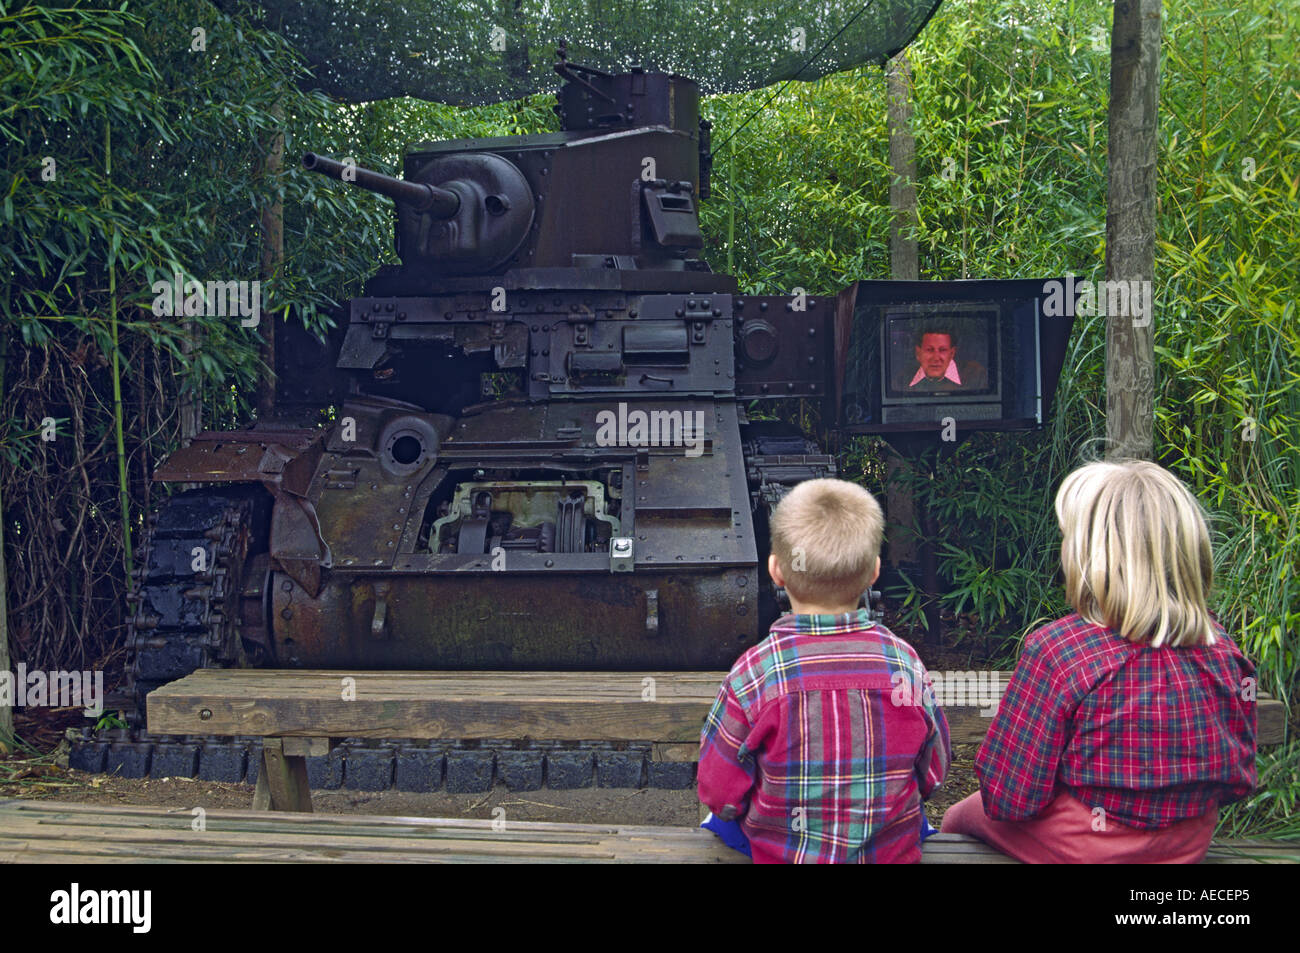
[126,486,271,715]
[98,486,697,791]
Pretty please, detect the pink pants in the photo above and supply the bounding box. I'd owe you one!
[940,789,1217,863]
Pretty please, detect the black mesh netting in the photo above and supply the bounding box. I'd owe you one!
[220,0,943,104]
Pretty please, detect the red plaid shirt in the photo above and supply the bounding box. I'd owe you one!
[698,611,951,863]
[976,613,1258,830]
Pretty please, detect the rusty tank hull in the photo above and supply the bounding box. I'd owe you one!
[144,318,830,678]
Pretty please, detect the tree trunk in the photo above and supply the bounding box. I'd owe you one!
[885,50,919,567]
[886,51,936,641]
[1105,0,1160,459]
[257,99,284,420]
[180,318,202,442]
[886,51,919,282]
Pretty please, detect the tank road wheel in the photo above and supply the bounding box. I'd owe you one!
[125,486,272,726]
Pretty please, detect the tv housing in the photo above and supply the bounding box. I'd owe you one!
[834,279,1074,435]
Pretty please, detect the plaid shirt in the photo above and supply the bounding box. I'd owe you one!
[698,610,951,863]
[976,613,1258,831]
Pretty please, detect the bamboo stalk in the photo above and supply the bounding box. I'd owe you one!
[106,115,133,577]
[726,144,735,274]
[0,321,11,745]
[257,98,284,419]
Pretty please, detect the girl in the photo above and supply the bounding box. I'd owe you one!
[941,460,1257,862]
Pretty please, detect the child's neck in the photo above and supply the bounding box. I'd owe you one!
[788,598,861,616]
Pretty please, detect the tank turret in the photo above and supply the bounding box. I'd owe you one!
[303,58,717,288]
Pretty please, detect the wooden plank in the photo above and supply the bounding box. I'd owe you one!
[0,815,636,862]
[148,670,1285,746]
[251,769,271,811]
[919,834,1019,864]
[150,671,718,742]
[1258,695,1286,748]
[0,823,625,860]
[259,739,312,812]
[0,799,711,840]
[0,800,740,864]
[0,802,1293,864]
[282,736,333,757]
[918,833,1300,865]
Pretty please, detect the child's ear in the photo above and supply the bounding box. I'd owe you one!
[768,553,785,588]
[869,556,881,586]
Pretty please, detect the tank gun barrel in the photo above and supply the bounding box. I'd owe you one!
[302,153,460,218]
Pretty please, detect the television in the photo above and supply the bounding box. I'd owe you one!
[880,304,1001,421]
[835,279,1074,434]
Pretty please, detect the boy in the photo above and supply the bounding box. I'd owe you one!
[699,478,951,863]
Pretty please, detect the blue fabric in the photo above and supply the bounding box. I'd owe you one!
[920,813,939,841]
[701,811,935,858]
[700,812,752,857]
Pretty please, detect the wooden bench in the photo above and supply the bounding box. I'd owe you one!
[2,800,1296,864]
[147,669,1288,813]
[149,670,727,812]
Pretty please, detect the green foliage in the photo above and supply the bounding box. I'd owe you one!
[1216,743,1300,840]
[93,709,127,732]
[703,0,1298,723]
[2,0,368,664]
[1152,4,1299,713]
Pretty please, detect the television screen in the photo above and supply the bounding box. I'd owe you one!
[882,308,998,400]
[834,278,1073,435]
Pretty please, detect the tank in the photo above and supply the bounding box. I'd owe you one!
[121,49,1080,782]
[125,58,846,714]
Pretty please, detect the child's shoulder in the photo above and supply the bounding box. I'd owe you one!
[727,615,923,688]
[1024,613,1251,661]
[1021,613,1122,666]
[871,620,925,660]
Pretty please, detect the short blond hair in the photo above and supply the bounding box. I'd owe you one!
[769,478,884,605]
[1055,460,1216,647]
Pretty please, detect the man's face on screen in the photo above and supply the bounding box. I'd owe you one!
[916,333,955,379]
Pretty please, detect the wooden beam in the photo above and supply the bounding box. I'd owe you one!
[0,801,1293,865]
[150,670,726,743]
[282,736,333,758]
[259,738,312,813]
[147,669,1287,746]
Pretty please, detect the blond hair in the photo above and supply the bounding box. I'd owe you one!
[769,478,884,605]
[1055,460,1216,647]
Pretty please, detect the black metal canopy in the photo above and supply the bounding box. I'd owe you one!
[220,0,944,104]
